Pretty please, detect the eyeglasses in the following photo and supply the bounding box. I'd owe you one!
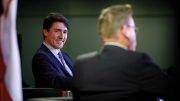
[127,25,138,32]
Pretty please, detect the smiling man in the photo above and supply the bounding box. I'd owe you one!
[32,12,73,90]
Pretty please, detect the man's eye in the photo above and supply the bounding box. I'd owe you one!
[63,30,68,34]
[54,29,68,34]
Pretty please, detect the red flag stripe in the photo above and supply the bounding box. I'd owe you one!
[0,46,12,101]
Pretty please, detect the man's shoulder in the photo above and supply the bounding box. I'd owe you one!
[128,50,150,59]
[35,47,49,55]
[77,51,98,60]
[33,45,53,59]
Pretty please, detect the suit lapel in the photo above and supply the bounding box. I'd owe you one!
[40,44,71,77]
[61,52,74,70]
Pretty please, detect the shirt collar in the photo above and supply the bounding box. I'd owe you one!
[43,42,60,57]
[104,42,128,50]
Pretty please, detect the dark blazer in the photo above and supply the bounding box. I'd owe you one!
[32,44,74,90]
[73,45,172,101]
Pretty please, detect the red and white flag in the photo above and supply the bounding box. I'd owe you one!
[0,0,23,101]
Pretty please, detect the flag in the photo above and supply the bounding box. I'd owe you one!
[0,0,23,101]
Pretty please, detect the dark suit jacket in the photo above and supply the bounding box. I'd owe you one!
[32,44,74,90]
[73,45,172,101]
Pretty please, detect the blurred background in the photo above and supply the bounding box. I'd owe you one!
[16,0,178,86]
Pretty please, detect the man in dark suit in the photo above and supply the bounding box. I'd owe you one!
[32,12,73,90]
[72,4,173,101]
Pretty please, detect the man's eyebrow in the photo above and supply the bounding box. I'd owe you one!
[55,29,67,31]
[54,29,68,33]
[55,28,67,30]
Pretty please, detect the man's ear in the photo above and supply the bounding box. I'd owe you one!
[120,25,127,35]
[120,25,130,41]
[43,29,48,37]
[120,25,127,37]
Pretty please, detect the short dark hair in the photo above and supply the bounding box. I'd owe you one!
[43,12,69,30]
[42,12,69,39]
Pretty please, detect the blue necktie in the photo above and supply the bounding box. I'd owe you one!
[58,52,73,76]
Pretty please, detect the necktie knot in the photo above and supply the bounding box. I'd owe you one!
[58,52,63,59]
[58,51,63,58]
[58,52,65,66]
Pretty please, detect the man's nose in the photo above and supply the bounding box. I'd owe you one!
[59,32,64,39]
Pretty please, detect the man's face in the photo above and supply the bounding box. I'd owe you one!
[44,22,68,49]
[126,16,137,51]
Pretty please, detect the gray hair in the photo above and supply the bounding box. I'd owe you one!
[98,4,132,38]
